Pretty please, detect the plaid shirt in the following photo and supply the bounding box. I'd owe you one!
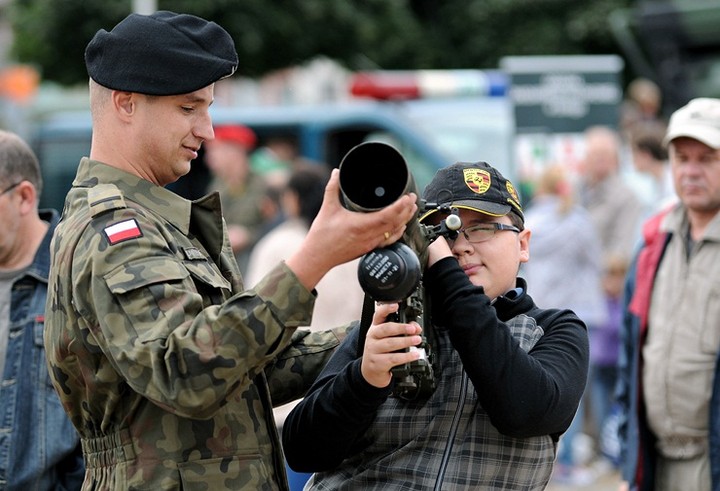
[307,312,556,490]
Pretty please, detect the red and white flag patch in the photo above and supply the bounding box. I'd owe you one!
[104,219,143,245]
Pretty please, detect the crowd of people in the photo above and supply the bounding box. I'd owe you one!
[2,8,720,491]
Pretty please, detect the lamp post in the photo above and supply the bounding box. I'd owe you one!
[132,0,157,15]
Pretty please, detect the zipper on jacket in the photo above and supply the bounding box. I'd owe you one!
[434,372,469,490]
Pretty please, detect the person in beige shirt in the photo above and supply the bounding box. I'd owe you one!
[579,126,644,265]
[618,97,720,491]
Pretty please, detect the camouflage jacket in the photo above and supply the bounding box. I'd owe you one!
[44,158,347,491]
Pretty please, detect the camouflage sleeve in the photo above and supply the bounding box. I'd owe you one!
[265,322,357,407]
[71,205,315,419]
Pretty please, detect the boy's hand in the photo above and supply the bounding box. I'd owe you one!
[360,302,422,388]
[427,235,453,267]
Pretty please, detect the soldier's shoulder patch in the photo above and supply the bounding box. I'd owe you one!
[88,183,127,218]
[104,218,143,245]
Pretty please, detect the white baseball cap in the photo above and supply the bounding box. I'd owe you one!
[664,97,720,149]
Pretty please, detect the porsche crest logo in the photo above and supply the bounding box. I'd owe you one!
[463,168,491,195]
[506,181,520,204]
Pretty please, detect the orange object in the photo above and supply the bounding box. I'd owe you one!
[0,65,40,103]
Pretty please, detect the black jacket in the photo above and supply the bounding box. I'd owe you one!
[282,257,589,486]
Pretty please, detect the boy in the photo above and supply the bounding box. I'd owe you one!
[282,161,589,489]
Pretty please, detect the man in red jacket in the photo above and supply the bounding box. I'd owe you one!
[619,97,720,491]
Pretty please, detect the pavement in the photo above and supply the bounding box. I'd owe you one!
[548,472,621,491]
[546,460,622,491]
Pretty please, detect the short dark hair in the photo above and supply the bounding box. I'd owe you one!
[287,165,330,226]
[0,130,42,196]
[631,122,668,162]
[508,211,524,231]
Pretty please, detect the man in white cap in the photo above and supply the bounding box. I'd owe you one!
[618,97,720,491]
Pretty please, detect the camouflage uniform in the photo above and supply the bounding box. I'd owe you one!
[45,158,347,490]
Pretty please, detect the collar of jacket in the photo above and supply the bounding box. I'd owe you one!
[74,158,226,240]
[493,277,533,322]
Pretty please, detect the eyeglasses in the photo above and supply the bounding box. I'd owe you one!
[0,181,21,197]
[449,223,521,244]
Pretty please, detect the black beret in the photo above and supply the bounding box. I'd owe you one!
[85,11,238,96]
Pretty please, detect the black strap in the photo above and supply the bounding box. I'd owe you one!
[357,293,375,358]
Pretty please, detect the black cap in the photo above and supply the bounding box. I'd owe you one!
[85,11,238,96]
[420,161,523,224]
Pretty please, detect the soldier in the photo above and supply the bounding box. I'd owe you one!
[43,11,416,491]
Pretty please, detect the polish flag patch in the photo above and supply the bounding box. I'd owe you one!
[104,219,143,245]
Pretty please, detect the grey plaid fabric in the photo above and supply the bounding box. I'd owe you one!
[307,314,556,490]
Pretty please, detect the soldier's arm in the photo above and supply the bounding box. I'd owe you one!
[72,206,316,419]
[264,323,355,407]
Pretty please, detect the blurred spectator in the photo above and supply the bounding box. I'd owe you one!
[0,130,84,489]
[204,124,267,274]
[574,126,643,483]
[522,164,607,486]
[245,164,364,331]
[579,126,644,264]
[629,121,676,214]
[523,164,608,328]
[620,77,665,141]
[250,135,300,187]
[589,254,628,466]
[255,182,286,240]
[618,97,720,491]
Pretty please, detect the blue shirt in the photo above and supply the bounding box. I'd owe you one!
[0,209,83,490]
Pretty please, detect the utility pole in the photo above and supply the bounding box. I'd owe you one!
[132,0,157,15]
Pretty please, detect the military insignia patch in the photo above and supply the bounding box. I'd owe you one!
[463,168,491,195]
[104,219,142,245]
[183,247,206,261]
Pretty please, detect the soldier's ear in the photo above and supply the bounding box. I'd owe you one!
[112,91,136,121]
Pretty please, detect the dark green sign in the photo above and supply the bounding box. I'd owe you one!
[500,55,624,134]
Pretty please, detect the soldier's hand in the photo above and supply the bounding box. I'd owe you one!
[287,168,417,290]
[360,302,422,389]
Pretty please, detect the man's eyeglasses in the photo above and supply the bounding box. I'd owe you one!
[0,182,21,197]
[449,223,521,244]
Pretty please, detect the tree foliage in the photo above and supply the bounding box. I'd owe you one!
[8,0,632,86]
